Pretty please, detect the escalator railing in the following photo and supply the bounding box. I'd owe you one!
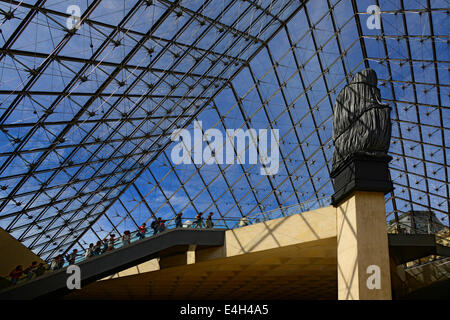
[388,215,450,268]
[4,197,332,288]
[0,228,225,299]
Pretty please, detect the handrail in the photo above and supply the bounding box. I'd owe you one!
[404,258,450,285]
[61,196,332,266]
[8,223,216,287]
[388,218,450,243]
[388,218,450,270]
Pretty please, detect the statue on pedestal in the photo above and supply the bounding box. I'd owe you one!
[330,68,393,206]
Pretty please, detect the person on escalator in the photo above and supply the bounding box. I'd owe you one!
[122,230,131,245]
[193,213,204,228]
[57,255,65,269]
[137,223,147,239]
[65,249,78,265]
[50,257,58,271]
[205,212,214,228]
[151,218,161,235]
[158,220,166,233]
[101,238,108,254]
[107,234,116,251]
[85,243,94,259]
[55,255,64,270]
[175,213,183,228]
[35,263,46,278]
[93,241,102,256]
[24,261,38,281]
[9,265,23,286]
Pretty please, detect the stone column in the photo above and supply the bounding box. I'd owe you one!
[336,191,392,300]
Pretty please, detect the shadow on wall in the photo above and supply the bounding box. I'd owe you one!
[196,205,337,263]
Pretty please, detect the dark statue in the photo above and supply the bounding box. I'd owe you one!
[330,68,393,206]
[331,68,392,174]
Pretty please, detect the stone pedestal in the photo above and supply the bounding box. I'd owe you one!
[336,191,392,300]
[331,154,393,207]
[332,155,393,300]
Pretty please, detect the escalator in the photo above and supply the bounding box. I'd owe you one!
[0,228,225,300]
[2,227,449,300]
[388,233,450,264]
[388,233,450,299]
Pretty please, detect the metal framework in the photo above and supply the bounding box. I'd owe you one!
[0,0,448,262]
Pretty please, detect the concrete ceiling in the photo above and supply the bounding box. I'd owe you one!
[65,237,337,300]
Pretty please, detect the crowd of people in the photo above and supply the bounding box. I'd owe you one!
[6,212,218,287]
[8,261,47,286]
[181,212,215,229]
[61,213,216,264]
